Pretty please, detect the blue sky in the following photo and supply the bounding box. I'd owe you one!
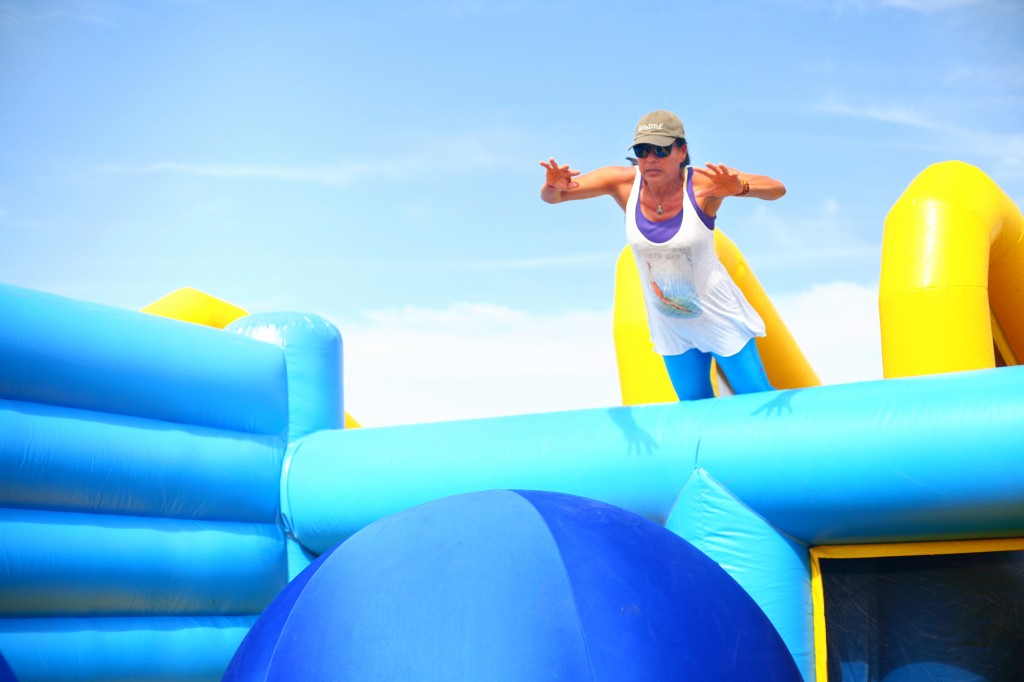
[2,0,1022,425]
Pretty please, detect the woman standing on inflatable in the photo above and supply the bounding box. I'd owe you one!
[540,110,786,400]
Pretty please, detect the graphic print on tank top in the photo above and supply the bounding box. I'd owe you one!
[643,249,702,319]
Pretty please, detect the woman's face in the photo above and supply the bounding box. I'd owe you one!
[637,142,687,181]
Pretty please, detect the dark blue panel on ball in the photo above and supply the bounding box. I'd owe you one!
[0,648,16,682]
[514,489,802,681]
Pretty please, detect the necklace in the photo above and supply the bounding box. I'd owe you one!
[644,178,680,216]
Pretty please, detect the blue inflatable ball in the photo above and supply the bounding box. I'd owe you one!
[225,490,801,681]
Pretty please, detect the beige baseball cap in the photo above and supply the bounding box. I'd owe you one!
[631,110,686,147]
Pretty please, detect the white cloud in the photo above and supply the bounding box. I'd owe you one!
[816,97,1024,167]
[418,250,621,273]
[880,0,989,10]
[0,0,115,27]
[773,281,883,385]
[339,282,885,427]
[100,129,530,188]
[774,0,996,12]
[101,161,373,188]
[819,99,938,129]
[341,303,621,427]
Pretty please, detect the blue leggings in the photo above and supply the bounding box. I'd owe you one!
[663,338,773,401]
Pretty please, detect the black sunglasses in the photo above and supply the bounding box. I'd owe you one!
[632,143,675,158]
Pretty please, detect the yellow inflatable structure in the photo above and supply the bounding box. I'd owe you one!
[141,287,250,329]
[879,161,1024,377]
[614,231,821,405]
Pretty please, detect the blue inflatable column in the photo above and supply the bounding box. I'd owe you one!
[229,312,344,580]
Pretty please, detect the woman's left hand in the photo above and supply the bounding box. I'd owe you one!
[693,163,744,198]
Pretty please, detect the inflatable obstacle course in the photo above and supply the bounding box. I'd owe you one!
[0,161,1021,681]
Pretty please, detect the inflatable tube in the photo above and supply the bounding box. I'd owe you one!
[0,399,282,522]
[283,365,1024,555]
[281,401,715,554]
[0,284,288,435]
[0,508,287,616]
[880,160,1024,377]
[677,367,1024,544]
[614,231,820,405]
[0,616,256,682]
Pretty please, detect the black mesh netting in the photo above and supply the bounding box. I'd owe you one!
[821,550,1024,682]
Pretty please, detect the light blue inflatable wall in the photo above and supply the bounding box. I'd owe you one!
[0,284,341,681]
[2,281,1023,681]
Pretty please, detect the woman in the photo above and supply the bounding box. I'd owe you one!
[539,110,786,400]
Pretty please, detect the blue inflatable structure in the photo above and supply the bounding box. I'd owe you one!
[1,278,1023,681]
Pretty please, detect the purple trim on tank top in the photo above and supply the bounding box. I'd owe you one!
[686,169,716,230]
[635,167,715,243]
[635,192,683,243]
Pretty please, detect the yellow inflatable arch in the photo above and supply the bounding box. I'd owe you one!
[880,160,1024,377]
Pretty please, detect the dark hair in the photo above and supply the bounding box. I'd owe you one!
[678,138,690,167]
[627,138,690,167]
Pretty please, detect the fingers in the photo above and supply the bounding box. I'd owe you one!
[693,163,730,172]
[540,157,569,171]
[696,162,731,176]
[693,163,741,198]
[539,158,580,177]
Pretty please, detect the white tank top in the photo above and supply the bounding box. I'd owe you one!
[626,166,765,356]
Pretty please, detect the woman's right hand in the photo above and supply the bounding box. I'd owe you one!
[539,158,580,191]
